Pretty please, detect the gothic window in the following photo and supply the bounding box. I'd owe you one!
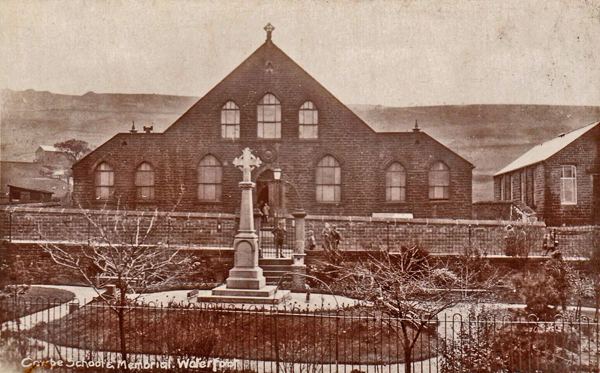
[94,162,114,200]
[221,101,240,139]
[257,94,281,138]
[135,162,155,200]
[198,155,222,202]
[428,161,449,200]
[386,162,406,201]
[316,155,341,202]
[299,101,318,139]
[561,165,577,205]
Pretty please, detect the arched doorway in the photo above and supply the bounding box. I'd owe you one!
[256,169,286,217]
[255,169,292,258]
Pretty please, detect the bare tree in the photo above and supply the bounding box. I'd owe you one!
[337,245,496,373]
[39,139,93,191]
[37,203,187,371]
[53,139,93,164]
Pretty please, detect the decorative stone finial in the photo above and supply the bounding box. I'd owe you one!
[264,23,275,41]
[413,119,420,132]
[129,121,138,134]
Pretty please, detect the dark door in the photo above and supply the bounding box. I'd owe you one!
[593,175,600,224]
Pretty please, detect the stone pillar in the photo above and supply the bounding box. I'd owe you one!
[291,209,307,290]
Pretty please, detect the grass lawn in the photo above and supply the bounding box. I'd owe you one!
[0,286,76,323]
[29,302,438,364]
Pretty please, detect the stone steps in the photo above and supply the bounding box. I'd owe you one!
[259,258,294,285]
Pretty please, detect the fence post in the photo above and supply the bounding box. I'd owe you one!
[387,222,390,251]
[9,210,12,242]
[253,208,262,255]
[291,209,307,291]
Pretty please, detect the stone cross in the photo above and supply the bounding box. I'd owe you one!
[233,148,262,183]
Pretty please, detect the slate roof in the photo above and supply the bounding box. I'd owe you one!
[494,121,600,176]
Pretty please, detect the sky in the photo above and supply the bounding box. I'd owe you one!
[1,0,600,107]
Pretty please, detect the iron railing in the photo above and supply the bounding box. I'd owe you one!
[1,296,599,373]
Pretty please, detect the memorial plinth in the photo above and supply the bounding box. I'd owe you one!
[197,148,289,304]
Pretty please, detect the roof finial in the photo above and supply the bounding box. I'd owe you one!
[264,23,275,41]
[130,120,138,134]
[413,119,420,132]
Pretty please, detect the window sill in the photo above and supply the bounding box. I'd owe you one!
[560,202,577,206]
[135,200,157,204]
[428,199,452,203]
[385,201,409,204]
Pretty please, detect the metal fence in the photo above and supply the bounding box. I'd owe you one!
[1,208,597,258]
[305,219,598,258]
[257,216,296,258]
[2,297,599,373]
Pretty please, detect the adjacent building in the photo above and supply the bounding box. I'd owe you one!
[494,121,600,225]
[72,25,474,219]
[35,145,70,167]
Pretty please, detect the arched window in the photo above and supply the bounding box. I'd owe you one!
[257,94,281,138]
[316,155,341,202]
[198,155,222,201]
[386,163,406,201]
[429,161,450,200]
[135,162,155,200]
[221,101,240,139]
[94,162,114,200]
[299,101,318,139]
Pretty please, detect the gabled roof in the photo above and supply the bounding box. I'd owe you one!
[163,38,376,135]
[495,121,600,176]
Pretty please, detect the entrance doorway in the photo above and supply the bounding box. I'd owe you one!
[255,169,293,258]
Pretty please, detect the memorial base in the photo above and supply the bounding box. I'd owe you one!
[197,285,291,304]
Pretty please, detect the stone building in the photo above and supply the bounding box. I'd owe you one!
[72,25,473,219]
[494,121,600,225]
[35,145,71,167]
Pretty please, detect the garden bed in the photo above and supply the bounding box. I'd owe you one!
[29,302,438,364]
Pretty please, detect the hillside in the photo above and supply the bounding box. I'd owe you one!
[0,89,197,161]
[2,89,599,201]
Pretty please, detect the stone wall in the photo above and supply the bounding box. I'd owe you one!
[0,241,234,289]
[1,207,595,258]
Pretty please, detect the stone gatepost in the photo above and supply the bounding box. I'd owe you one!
[291,209,307,290]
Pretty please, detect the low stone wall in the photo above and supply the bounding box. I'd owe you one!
[0,206,238,248]
[0,241,234,289]
[1,207,596,258]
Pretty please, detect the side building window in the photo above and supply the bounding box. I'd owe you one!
[500,175,506,200]
[257,94,281,139]
[221,101,240,139]
[94,162,114,200]
[316,155,341,202]
[299,101,318,139]
[386,162,406,201]
[561,165,577,205]
[429,161,449,200]
[198,155,222,202]
[135,162,155,200]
